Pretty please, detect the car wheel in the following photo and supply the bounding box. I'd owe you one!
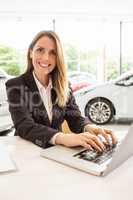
[85,98,114,125]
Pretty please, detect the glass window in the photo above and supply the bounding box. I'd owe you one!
[122,22,133,73]
[0,15,52,75]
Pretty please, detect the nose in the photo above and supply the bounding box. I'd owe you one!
[42,51,49,60]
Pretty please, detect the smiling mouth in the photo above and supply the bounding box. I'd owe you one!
[39,63,51,68]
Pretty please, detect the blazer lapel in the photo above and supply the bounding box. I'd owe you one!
[51,88,58,123]
[22,71,51,125]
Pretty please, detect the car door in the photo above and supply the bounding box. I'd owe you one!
[115,75,133,118]
[0,72,9,116]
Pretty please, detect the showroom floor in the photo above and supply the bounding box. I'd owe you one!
[102,122,131,139]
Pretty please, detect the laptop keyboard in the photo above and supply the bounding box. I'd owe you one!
[74,144,117,165]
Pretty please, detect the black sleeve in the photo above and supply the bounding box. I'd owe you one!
[64,88,90,133]
[6,80,59,148]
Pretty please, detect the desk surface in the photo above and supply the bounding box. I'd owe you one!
[0,136,133,200]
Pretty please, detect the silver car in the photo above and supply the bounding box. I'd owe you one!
[75,70,133,125]
[0,69,13,134]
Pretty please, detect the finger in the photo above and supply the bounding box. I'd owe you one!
[91,135,106,151]
[105,129,118,144]
[81,142,94,150]
[98,128,110,144]
[98,134,108,145]
[83,134,106,151]
[86,139,103,152]
[87,126,99,135]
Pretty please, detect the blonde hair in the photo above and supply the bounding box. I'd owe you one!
[26,30,69,107]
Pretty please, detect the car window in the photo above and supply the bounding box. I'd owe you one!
[69,73,95,84]
[125,76,133,85]
[116,75,133,86]
[0,69,7,78]
[0,72,6,78]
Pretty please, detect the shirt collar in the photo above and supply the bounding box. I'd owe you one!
[33,71,52,92]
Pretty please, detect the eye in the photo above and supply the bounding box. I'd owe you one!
[36,47,44,52]
[50,50,57,56]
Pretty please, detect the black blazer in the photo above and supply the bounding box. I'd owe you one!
[6,71,89,148]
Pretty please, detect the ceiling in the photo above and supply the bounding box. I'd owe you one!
[0,0,133,22]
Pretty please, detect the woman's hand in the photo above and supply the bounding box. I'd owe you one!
[55,132,106,152]
[84,124,118,145]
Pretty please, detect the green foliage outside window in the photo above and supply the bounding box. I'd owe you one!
[0,45,23,76]
[64,43,97,75]
[64,44,79,71]
[0,44,133,79]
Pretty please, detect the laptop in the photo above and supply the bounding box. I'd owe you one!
[41,124,133,176]
[0,143,16,173]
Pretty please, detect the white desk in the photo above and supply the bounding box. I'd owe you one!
[0,136,133,200]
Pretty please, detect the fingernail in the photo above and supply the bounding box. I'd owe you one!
[99,148,102,152]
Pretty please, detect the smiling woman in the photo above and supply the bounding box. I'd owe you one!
[5,30,117,151]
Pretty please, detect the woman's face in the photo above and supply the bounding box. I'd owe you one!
[30,36,57,76]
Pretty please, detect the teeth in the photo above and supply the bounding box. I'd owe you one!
[40,63,49,67]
